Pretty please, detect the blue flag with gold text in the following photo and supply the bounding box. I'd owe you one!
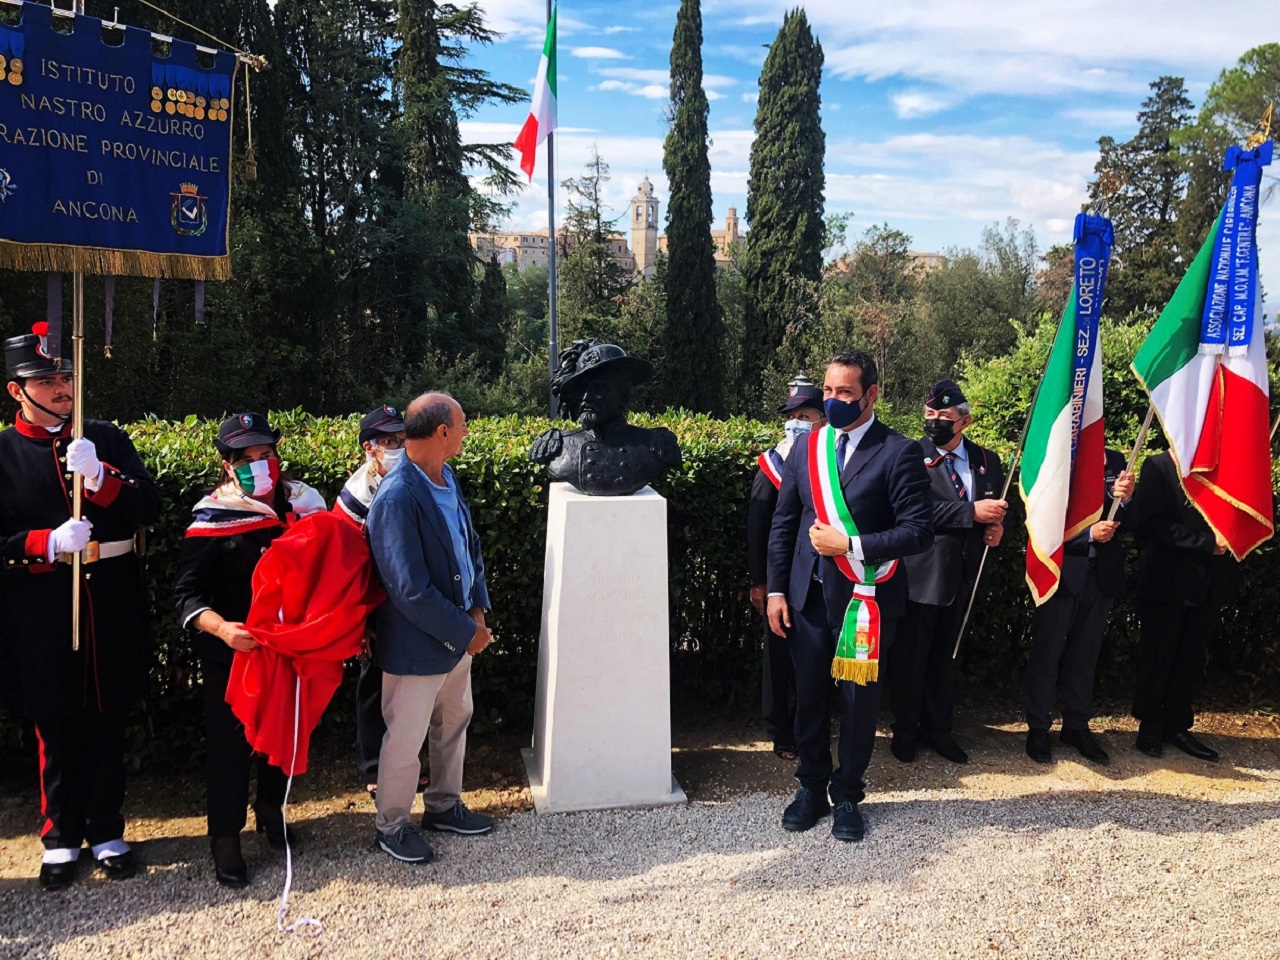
[0,2,236,279]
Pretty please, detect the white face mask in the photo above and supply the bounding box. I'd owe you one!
[377,447,405,471]
[783,419,814,444]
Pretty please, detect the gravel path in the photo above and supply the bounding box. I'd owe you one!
[2,711,1278,959]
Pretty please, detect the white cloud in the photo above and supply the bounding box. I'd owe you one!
[601,26,639,35]
[597,67,671,85]
[706,90,726,101]
[890,90,953,119]
[701,0,1280,101]
[570,46,630,60]
[636,84,670,100]
[742,92,759,104]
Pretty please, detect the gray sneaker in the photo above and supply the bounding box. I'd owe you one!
[422,801,494,835]
[376,823,435,863]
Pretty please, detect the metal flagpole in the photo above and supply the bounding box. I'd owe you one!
[545,0,559,418]
[951,369,1049,660]
[1105,405,1155,521]
[69,0,86,653]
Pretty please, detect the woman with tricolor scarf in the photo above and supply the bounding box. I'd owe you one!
[171,412,326,888]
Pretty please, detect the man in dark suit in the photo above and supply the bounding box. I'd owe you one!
[1023,448,1135,765]
[1129,450,1239,762]
[891,379,1007,765]
[367,393,496,864]
[748,380,825,760]
[767,351,933,842]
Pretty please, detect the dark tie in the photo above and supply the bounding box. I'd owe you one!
[943,452,967,500]
[836,430,849,469]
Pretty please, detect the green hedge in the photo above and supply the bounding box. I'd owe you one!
[3,400,1278,768]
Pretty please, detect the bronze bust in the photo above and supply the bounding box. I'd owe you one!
[530,340,682,496]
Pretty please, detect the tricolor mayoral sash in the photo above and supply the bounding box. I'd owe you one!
[807,424,897,685]
[757,444,786,490]
[185,482,326,538]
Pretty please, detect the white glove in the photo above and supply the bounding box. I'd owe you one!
[49,517,93,560]
[66,438,103,490]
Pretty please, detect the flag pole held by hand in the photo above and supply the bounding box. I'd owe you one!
[1106,404,1155,522]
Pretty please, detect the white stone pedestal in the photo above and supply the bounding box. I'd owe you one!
[522,482,685,813]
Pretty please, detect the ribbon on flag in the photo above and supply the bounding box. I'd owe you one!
[1068,213,1112,462]
[1199,141,1273,355]
[807,425,897,685]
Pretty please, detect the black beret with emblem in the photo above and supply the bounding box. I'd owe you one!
[925,379,967,411]
[215,412,281,457]
[359,404,405,444]
[778,383,824,415]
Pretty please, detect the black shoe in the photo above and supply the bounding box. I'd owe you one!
[1025,729,1053,764]
[927,735,969,764]
[781,787,830,832]
[211,836,248,888]
[38,860,78,891]
[1134,733,1163,758]
[830,800,865,842]
[890,737,917,763]
[255,809,299,850]
[97,850,137,881]
[1164,730,1219,762]
[1059,728,1109,765]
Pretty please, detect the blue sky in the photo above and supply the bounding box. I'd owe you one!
[464,0,1280,303]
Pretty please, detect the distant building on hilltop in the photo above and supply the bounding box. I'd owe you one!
[470,179,745,280]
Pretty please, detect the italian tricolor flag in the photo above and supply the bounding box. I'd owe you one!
[514,4,558,181]
[1020,214,1110,605]
[1132,206,1274,560]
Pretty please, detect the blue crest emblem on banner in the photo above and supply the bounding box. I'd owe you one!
[0,169,14,205]
[170,183,208,237]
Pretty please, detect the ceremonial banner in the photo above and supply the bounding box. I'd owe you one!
[1020,213,1112,604]
[0,3,236,279]
[1132,142,1274,559]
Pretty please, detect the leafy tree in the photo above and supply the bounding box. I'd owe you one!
[742,9,825,409]
[1175,44,1280,258]
[471,256,508,374]
[1089,76,1195,316]
[660,0,722,414]
[556,149,632,341]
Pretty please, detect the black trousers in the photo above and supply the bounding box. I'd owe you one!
[1133,599,1216,736]
[34,709,127,851]
[200,655,287,838]
[761,619,796,750]
[353,657,385,782]
[1024,566,1112,731]
[789,580,888,804]
[887,598,963,744]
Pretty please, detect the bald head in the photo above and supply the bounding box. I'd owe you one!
[405,392,459,439]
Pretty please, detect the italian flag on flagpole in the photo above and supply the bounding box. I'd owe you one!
[1020,214,1112,605]
[1131,141,1275,560]
[514,4,558,181]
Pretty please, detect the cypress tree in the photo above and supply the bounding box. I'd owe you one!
[743,9,825,409]
[660,0,722,414]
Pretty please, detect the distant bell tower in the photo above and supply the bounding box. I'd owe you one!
[631,176,660,280]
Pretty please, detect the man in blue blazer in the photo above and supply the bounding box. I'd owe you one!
[367,392,495,864]
[767,351,933,841]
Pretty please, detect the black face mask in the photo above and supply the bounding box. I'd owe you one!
[924,418,957,445]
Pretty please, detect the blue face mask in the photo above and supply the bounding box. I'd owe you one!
[825,393,866,430]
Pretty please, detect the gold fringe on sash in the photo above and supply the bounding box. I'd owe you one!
[0,241,231,281]
[831,657,878,686]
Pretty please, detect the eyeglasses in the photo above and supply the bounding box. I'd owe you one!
[375,436,406,450]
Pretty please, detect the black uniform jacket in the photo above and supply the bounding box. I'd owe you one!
[767,419,933,623]
[747,461,781,586]
[1130,450,1240,607]
[0,416,161,719]
[902,436,1006,607]
[171,484,295,669]
[1056,448,1129,600]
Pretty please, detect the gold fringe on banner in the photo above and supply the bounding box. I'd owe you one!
[830,657,878,686]
[0,241,231,281]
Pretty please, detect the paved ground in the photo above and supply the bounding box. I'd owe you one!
[1,705,1278,959]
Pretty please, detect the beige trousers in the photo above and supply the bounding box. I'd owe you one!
[375,655,473,834]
